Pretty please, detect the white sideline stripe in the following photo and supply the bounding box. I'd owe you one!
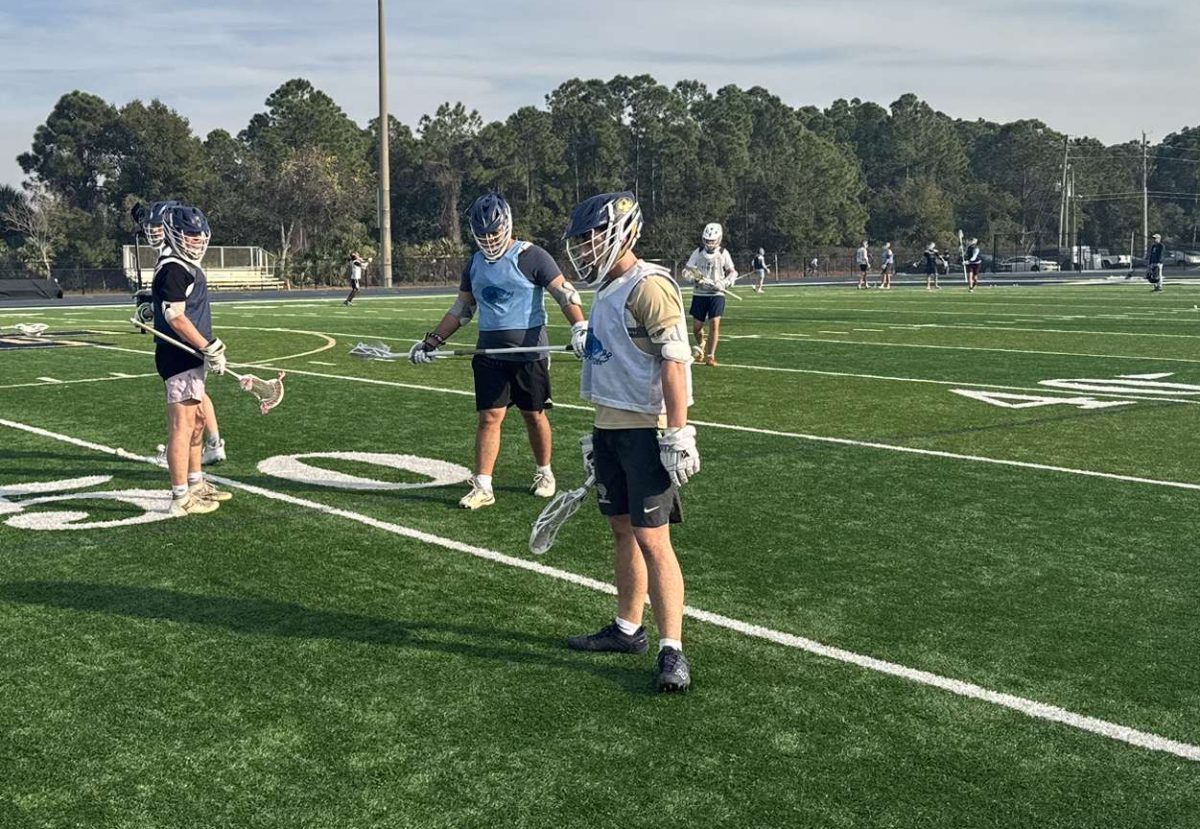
[35,376,61,383]
[853,328,884,332]
[0,372,156,390]
[818,330,848,335]
[0,416,1196,763]
[308,361,337,366]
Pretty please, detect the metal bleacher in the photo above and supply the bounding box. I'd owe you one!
[123,245,284,291]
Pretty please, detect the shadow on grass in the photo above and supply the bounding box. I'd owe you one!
[0,581,656,694]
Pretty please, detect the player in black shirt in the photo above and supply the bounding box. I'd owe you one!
[150,204,234,517]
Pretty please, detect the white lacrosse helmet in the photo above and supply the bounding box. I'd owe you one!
[702,222,722,252]
[563,191,643,287]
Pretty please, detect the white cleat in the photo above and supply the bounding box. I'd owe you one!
[153,444,167,467]
[169,492,220,517]
[530,470,557,498]
[190,480,233,502]
[202,439,226,465]
[458,478,496,510]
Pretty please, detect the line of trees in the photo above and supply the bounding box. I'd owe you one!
[3,75,1199,280]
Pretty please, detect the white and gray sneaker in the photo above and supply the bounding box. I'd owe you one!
[168,492,220,517]
[202,439,227,465]
[530,469,556,498]
[458,477,496,510]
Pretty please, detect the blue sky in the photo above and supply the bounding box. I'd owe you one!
[1,0,1196,187]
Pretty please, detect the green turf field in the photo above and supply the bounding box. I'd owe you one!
[1,282,1198,828]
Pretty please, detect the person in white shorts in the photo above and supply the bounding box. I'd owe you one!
[150,204,234,517]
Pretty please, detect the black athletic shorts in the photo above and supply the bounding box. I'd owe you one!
[471,355,552,412]
[689,295,726,322]
[593,427,681,528]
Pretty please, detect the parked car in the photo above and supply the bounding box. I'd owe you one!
[1166,250,1200,266]
[997,255,1060,273]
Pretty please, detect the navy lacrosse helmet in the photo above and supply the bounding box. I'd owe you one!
[469,193,513,262]
[163,204,211,263]
[563,191,642,286]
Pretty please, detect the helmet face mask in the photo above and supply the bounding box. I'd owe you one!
[142,200,180,248]
[163,205,211,264]
[702,222,722,253]
[469,194,513,262]
[563,192,642,287]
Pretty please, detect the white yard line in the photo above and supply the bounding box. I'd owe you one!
[34,376,61,383]
[13,325,1200,487]
[1,415,1197,763]
[714,363,1199,405]
[767,334,1200,364]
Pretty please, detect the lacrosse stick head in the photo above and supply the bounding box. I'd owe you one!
[349,341,399,361]
[238,371,286,415]
[14,323,49,336]
[529,478,593,555]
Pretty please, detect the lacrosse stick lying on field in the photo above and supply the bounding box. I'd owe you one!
[130,318,286,414]
[350,341,574,361]
[1,323,50,336]
[529,472,595,555]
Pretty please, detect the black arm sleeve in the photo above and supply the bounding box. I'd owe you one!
[517,245,564,287]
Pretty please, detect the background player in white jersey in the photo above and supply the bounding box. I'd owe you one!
[964,237,983,292]
[150,205,233,516]
[855,240,871,289]
[563,191,698,693]
[880,242,895,289]
[408,194,589,509]
[139,200,227,466]
[343,251,369,306]
[683,222,737,366]
[751,248,770,293]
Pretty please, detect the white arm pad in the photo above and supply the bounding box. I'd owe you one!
[548,281,582,311]
[449,297,475,324]
[162,301,185,322]
[652,326,692,364]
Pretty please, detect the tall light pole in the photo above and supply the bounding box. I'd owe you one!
[1141,131,1149,257]
[377,0,393,288]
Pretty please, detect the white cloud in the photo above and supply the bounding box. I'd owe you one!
[2,0,1198,187]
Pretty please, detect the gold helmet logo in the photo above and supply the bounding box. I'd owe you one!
[615,196,635,216]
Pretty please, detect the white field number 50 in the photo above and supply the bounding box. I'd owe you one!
[2,452,471,531]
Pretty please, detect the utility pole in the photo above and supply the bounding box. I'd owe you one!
[377,0,393,288]
[1058,135,1070,250]
[1142,131,1149,257]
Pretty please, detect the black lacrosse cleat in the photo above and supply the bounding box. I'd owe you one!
[566,620,648,654]
[655,647,691,693]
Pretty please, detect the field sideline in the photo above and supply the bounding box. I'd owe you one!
[1,282,1198,827]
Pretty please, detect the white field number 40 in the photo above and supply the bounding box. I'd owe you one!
[951,373,1200,410]
[1,452,471,532]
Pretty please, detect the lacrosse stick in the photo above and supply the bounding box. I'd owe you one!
[529,473,595,555]
[1,323,50,336]
[957,230,969,287]
[350,341,573,361]
[682,269,743,300]
[129,318,285,414]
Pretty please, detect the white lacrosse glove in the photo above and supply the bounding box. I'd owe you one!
[570,321,589,359]
[201,338,227,375]
[580,433,595,478]
[658,425,699,487]
[408,333,441,365]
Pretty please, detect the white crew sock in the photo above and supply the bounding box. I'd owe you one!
[207,431,221,446]
[536,464,553,477]
[614,616,641,635]
[658,638,683,653]
[187,472,203,486]
[171,484,189,499]
[475,474,493,491]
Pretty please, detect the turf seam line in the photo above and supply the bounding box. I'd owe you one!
[1,415,1197,763]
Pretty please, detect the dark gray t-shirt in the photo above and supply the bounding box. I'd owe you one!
[459,244,563,361]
